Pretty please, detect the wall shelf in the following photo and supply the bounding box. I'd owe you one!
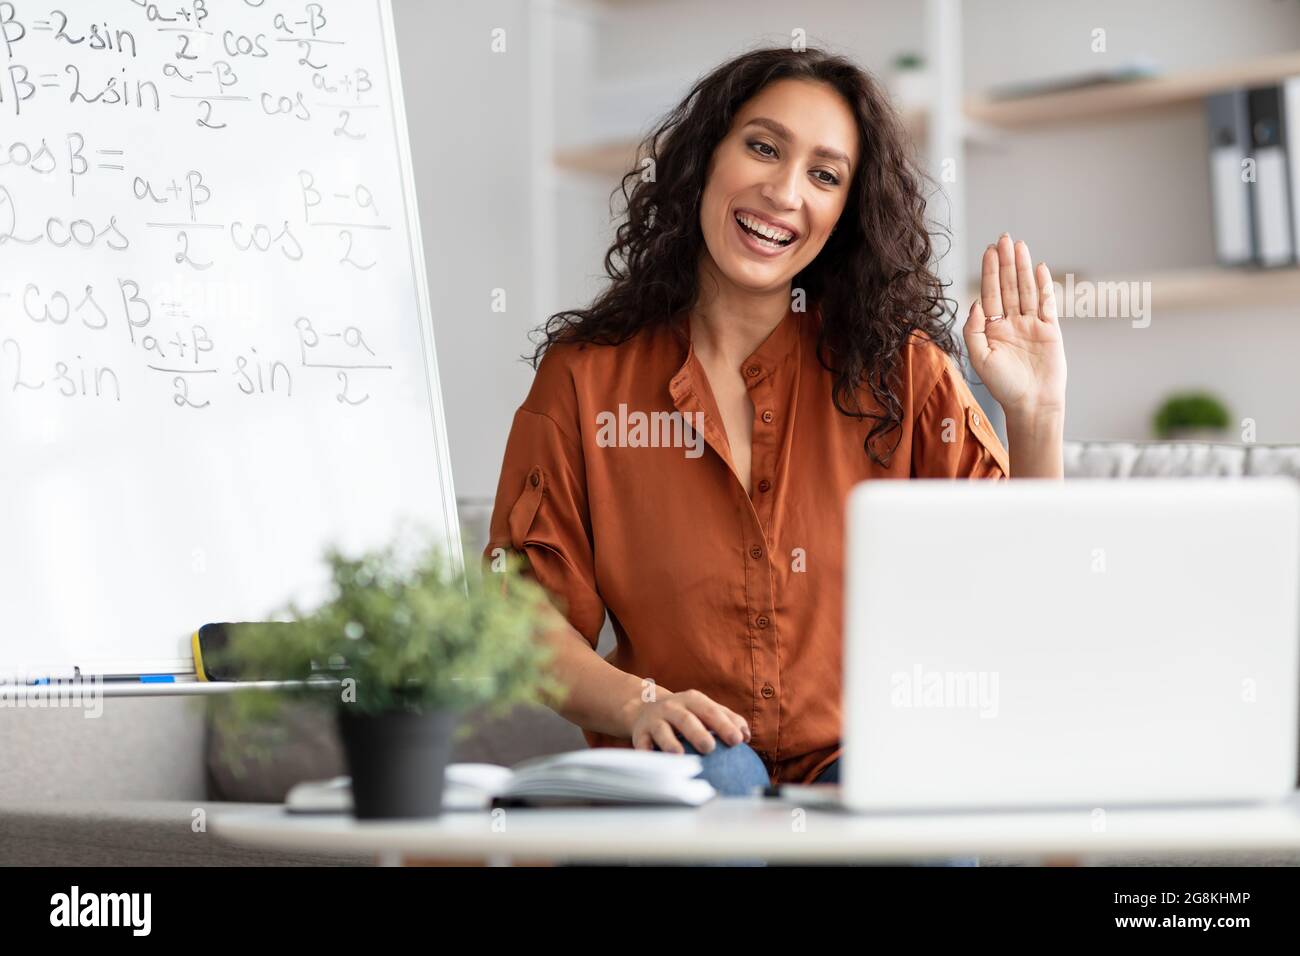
[554,139,642,176]
[966,50,1300,128]
[1145,266,1300,312]
[1021,266,1300,317]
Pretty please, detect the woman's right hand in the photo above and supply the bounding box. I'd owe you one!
[626,689,751,753]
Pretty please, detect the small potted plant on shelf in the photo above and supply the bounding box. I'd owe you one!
[206,526,565,820]
[889,51,931,113]
[1152,391,1232,442]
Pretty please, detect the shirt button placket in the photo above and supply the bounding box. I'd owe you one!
[743,362,780,756]
[750,370,774,524]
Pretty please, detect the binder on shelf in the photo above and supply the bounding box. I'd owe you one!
[1206,90,1255,266]
[1246,85,1294,267]
[1284,76,1300,266]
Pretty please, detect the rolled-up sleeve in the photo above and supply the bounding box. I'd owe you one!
[484,398,606,650]
[911,355,1011,479]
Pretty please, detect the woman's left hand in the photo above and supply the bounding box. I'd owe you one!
[965,233,1067,418]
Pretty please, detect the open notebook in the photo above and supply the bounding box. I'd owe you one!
[285,749,718,812]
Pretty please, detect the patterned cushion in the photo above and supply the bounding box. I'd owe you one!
[1247,445,1300,479]
[1064,441,1300,479]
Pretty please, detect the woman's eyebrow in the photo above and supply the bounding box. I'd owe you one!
[744,116,852,169]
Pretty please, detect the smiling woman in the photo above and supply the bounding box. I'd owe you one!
[534,48,966,466]
[485,46,1065,797]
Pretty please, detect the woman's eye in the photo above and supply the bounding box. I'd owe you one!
[747,140,838,185]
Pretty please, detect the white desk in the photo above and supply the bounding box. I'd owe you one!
[212,794,1300,866]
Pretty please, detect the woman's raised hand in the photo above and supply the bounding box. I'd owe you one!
[965,233,1067,418]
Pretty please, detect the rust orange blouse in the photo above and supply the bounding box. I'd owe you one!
[484,303,1010,786]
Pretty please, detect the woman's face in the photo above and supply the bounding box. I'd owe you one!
[698,78,859,294]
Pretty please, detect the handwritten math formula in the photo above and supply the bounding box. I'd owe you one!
[0,0,413,416]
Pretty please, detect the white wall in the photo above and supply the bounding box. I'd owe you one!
[963,0,1300,92]
[591,0,922,81]
[392,0,540,502]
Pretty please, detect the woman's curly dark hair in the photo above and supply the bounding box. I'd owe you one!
[529,45,962,465]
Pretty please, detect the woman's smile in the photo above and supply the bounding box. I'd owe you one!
[732,208,799,257]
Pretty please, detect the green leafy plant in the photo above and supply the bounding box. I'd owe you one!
[892,52,924,71]
[1152,391,1230,438]
[203,526,568,770]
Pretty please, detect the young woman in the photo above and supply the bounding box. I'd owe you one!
[486,46,1066,796]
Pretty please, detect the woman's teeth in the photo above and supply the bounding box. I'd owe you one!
[736,212,795,248]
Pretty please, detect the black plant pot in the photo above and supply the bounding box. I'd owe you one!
[336,707,459,820]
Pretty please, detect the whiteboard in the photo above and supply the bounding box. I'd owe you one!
[0,0,461,678]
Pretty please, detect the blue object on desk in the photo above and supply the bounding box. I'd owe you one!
[100,675,177,683]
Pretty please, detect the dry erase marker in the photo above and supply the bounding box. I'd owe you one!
[100,675,176,683]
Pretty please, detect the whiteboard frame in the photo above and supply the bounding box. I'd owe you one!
[2,0,464,684]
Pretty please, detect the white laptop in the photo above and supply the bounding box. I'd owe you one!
[786,478,1300,812]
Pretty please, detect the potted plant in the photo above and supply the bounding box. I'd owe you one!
[889,52,931,113]
[1152,391,1232,442]
[206,527,566,820]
